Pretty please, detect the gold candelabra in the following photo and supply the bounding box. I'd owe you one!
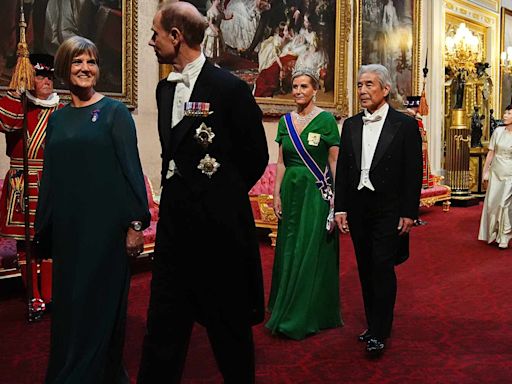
[445,23,480,75]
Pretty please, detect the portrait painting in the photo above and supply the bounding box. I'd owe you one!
[501,7,512,116]
[162,0,350,117]
[354,0,421,111]
[0,0,137,107]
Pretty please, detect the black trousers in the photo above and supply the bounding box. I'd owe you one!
[348,189,401,340]
[137,185,256,384]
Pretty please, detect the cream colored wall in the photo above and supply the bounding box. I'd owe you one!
[132,0,161,189]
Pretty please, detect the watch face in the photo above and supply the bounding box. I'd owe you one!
[132,222,142,231]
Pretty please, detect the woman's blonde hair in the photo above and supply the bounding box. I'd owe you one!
[54,36,100,84]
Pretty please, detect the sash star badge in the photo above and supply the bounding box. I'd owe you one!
[197,154,220,178]
[194,123,215,148]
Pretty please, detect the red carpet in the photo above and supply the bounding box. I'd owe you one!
[1,203,512,383]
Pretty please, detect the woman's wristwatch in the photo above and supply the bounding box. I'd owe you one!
[130,221,143,231]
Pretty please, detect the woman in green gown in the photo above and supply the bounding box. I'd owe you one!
[35,36,150,383]
[266,67,342,340]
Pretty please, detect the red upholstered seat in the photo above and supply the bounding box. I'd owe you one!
[0,178,17,278]
[419,177,451,211]
[249,163,276,195]
[141,176,158,256]
[421,185,450,199]
[249,164,278,246]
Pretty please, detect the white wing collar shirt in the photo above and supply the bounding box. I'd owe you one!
[358,102,389,191]
[167,52,206,128]
[165,53,206,179]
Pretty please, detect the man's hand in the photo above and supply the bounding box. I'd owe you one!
[397,217,414,236]
[335,213,349,234]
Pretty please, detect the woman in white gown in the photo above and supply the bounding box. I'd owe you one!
[221,0,268,51]
[203,0,233,61]
[478,105,512,249]
[294,34,328,87]
[281,14,316,58]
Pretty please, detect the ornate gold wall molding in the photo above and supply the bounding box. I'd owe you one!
[445,0,499,26]
[464,0,499,13]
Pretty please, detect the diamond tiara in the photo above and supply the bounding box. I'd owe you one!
[291,66,320,84]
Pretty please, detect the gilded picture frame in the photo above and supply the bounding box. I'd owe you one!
[159,0,350,118]
[353,0,421,112]
[500,7,512,116]
[0,0,138,108]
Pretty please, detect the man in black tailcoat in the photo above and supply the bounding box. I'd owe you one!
[334,64,422,356]
[138,2,269,383]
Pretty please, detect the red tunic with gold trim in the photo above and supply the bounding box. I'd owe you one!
[416,116,434,189]
[0,92,62,240]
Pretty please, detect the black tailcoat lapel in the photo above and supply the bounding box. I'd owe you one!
[157,81,175,155]
[351,113,364,171]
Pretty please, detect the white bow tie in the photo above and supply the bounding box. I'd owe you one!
[167,72,190,87]
[362,114,383,125]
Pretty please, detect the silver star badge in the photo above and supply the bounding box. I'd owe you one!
[197,154,220,178]
[194,123,215,148]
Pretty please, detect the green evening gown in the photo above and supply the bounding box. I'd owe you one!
[36,97,150,384]
[266,111,342,340]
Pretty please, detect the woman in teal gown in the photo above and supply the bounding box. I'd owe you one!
[35,36,150,383]
[266,68,342,340]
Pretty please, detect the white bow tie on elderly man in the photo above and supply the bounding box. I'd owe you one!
[362,114,383,125]
[167,71,190,87]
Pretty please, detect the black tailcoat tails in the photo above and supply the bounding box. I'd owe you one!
[138,61,269,384]
[334,106,422,341]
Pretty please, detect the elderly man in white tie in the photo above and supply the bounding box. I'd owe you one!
[138,1,268,383]
[334,64,423,357]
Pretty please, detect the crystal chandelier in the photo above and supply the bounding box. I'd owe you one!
[445,23,480,75]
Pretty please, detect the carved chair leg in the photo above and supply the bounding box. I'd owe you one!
[442,201,451,212]
[269,229,277,247]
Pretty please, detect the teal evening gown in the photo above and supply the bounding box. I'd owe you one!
[36,97,150,383]
[266,111,342,340]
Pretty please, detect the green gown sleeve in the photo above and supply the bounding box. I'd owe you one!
[110,102,151,229]
[322,113,340,147]
[275,117,286,144]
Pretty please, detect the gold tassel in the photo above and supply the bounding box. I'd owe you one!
[418,81,429,116]
[8,5,34,93]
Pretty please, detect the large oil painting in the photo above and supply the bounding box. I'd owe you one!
[354,0,421,111]
[161,0,350,117]
[501,7,512,116]
[0,0,137,107]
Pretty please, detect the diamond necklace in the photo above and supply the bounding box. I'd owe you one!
[293,106,318,123]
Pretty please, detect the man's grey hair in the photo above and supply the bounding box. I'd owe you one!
[358,64,393,90]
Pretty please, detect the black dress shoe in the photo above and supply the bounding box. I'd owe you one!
[366,338,385,356]
[358,329,372,342]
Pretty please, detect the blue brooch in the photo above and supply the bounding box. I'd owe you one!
[91,109,100,122]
